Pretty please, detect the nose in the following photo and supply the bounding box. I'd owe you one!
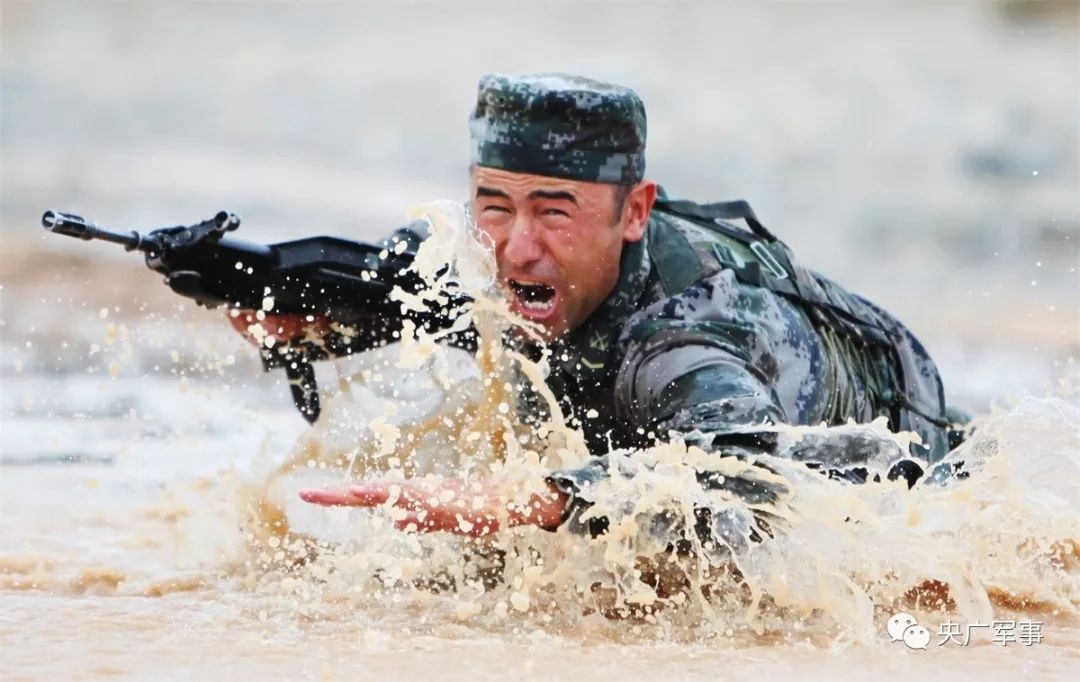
[501,215,544,269]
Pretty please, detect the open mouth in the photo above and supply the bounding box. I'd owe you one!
[508,278,558,315]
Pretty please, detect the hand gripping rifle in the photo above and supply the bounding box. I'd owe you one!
[41,210,473,422]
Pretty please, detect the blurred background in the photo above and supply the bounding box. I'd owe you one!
[1,0,1077,434]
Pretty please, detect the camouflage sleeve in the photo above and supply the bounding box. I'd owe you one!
[545,343,927,543]
[624,344,788,449]
[546,342,790,539]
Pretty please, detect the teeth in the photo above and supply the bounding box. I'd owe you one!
[520,298,554,311]
[509,279,555,312]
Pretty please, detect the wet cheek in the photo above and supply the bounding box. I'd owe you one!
[477,223,502,245]
[482,230,510,264]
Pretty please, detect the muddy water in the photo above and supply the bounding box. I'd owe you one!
[3,1,1079,679]
[3,204,1078,680]
[1,337,1077,681]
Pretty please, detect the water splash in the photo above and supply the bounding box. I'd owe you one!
[198,203,1078,644]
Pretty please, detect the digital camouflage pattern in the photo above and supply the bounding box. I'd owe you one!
[470,73,647,184]
[524,205,953,540]
[471,71,954,549]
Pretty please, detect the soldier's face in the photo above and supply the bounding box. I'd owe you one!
[471,166,652,339]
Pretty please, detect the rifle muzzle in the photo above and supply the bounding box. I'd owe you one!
[42,211,95,238]
[42,210,146,251]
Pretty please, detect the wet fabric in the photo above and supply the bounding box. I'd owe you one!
[531,205,951,539]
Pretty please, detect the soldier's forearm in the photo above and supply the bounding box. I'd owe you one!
[541,434,787,550]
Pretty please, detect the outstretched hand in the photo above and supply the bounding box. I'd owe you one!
[299,477,568,536]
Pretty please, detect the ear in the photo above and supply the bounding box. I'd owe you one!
[620,181,656,243]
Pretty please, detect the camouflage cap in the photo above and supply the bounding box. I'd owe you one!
[469,73,647,185]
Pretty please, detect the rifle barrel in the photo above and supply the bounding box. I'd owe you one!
[41,210,150,251]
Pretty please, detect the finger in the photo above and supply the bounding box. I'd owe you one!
[226,310,260,344]
[458,513,500,537]
[228,310,320,344]
[348,482,432,509]
[227,310,252,333]
[268,313,332,340]
[392,510,475,535]
[262,314,308,340]
[298,487,364,506]
[393,511,434,533]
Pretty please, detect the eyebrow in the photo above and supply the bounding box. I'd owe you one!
[474,185,579,206]
[475,186,510,199]
[527,189,578,205]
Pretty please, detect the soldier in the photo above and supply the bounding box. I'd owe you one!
[238,73,958,541]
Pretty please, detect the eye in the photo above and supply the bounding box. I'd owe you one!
[482,205,511,214]
[542,208,569,217]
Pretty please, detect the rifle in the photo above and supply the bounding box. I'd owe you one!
[40,210,474,422]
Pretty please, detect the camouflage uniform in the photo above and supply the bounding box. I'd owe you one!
[470,73,953,540]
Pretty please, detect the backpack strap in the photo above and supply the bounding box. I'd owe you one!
[651,190,898,344]
[651,191,801,299]
[655,190,779,243]
[646,215,715,295]
[649,191,948,441]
